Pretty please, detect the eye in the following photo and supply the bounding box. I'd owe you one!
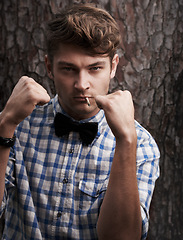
[58,66,76,74]
[90,66,102,71]
[62,67,73,71]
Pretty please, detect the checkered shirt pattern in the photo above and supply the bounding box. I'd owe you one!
[0,95,160,240]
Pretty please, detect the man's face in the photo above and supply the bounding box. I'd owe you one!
[46,43,118,120]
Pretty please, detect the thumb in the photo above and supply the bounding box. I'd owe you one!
[95,95,108,109]
[37,93,51,106]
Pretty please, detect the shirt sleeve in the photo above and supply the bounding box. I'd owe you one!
[0,148,16,218]
[135,122,160,239]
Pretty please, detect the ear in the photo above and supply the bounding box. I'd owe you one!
[45,55,54,79]
[110,54,119,79]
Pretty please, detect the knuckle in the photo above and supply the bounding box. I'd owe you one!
[19,76,29,82]
[123,90,131,96]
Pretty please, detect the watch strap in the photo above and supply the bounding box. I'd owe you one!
[0,135,16,147]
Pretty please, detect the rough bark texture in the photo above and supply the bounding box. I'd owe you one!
[0,0,183,239]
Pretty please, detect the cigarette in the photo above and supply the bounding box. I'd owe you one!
[85,97,90,106]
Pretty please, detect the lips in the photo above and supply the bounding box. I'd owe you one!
[73,96,92,107]
[74,96,91,100]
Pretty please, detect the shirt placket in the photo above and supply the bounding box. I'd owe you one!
[52,132,81,237]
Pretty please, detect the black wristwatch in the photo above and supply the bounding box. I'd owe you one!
[0,135,16,147]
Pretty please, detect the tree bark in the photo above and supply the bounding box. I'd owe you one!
[0,0,183,239]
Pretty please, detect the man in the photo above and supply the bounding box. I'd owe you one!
[0,4,160,240]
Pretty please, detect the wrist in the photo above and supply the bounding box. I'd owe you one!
[0,111,17,138]
[115,128,137,146]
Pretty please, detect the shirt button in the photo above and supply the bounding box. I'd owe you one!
[57,212,62,218]
[69,148,74,154]
[62,178,68,184]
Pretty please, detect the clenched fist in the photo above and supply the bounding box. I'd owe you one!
[95,90,136,142]
[0,76,50,136]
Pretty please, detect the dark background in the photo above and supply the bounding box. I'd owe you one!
[0,0,183,239]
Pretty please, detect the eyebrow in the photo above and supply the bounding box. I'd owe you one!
[57,61,107,68]
[57,61,75,67]
[88,61,107,67]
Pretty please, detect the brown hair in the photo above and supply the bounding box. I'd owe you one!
[46,4,121,63]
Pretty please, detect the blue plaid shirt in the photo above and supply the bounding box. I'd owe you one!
[0,95,160,240]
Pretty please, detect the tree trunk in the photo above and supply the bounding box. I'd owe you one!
[0,0,183,239]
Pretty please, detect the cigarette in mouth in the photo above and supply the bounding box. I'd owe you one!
[85,97,90,106]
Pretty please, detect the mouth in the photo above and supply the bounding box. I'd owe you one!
[74,96,91,101]
[73,96,92,107]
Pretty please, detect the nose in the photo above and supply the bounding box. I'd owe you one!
[74,70,90,91]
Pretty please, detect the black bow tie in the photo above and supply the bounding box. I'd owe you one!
[54,113,98,145]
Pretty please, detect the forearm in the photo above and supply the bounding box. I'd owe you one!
[0,112,16,206]
[97,137,142,240]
